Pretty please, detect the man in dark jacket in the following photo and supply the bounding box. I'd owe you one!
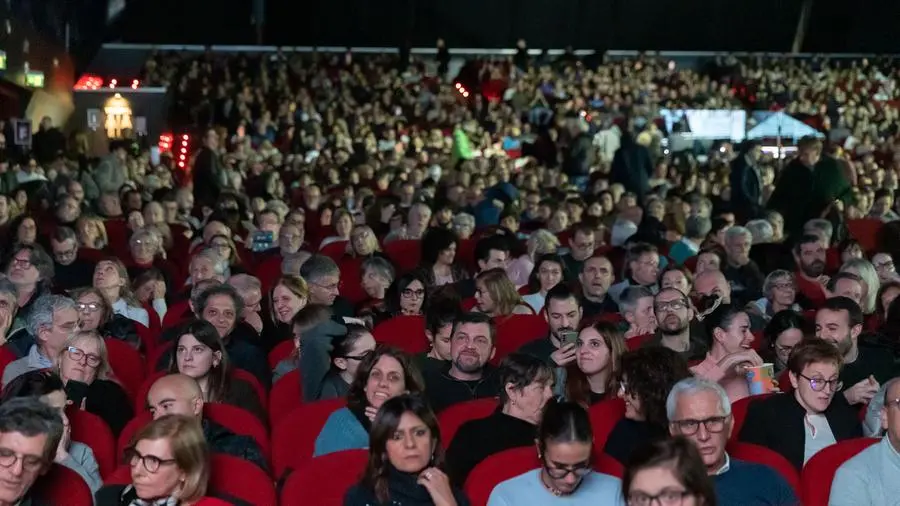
[562,115,595,188]
[192,128,223,212]
[729,140,765,222]
[147,374,269,473]
[610,132,654,202]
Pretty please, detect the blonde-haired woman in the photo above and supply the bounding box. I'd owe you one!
[508,229,561,287]
[76,215,109,250]
[271,275,309,345]
[95,414,229,506]
[58,331,133,436]
[93,257,151,327]
[475,268,533,317]
[841,258,880,315]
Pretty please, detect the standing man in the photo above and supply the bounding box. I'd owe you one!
[192,128,223,213]
[729,140,764,223]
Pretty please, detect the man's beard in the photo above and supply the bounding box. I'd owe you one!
[830,335,853,357]
[659,317,689,336]
[801,260,825,278]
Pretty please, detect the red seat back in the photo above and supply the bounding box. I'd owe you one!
[268,340,295,369]
[146,342,173,375]
[778,369,794,394]
[588,398,626,448]
[204,403,270,462]
[730,393,777,441]
[847,218,883,253]
[383,239,421,274]
[280,450,368,506]
[272,398,346,478]
[134,371,167,412]
[33,464,93,506]
[438,398,498,449]
[269,369,302,425]
[0,346,18,380]
[727,441,800,494]
[104,337,146,399]
[337,256,367,305]
[464,446,541,506]
[625,333,655,351]
[208,454,277,506]
[134,322,157,356]
[68,407,116,479]
[320,240,350,260]
[491,314,550,365]
[162,300,191,330]
[117,411,153,458]
[800,437,879,506]
[372,315,428,354]
[232,368,268,410]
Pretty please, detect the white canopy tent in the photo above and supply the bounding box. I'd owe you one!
[747,111,825,141]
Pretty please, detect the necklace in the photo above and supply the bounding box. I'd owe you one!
[539,472,564,497]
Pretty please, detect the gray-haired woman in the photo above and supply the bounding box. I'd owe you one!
[745,269,801,323]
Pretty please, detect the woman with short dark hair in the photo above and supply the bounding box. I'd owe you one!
[345,394,469,506]
[446,353,554,486]
[623,437,717,506]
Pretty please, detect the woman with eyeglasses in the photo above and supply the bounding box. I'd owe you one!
[382,272,429,321]
[745,270,801,324]
[739,339,862,471]
[563,321,626,407]
[622,437,717,506]
[314,345,424,457]
[95,414,231,506]
[73,287,142,351]
[58,330,133,436]
[604,347,692,466]
[487,401,625,505]
[761,310,808,374]
[0,370,103,494]
[345,394,469,506]
[303,323,377,402]
[168,319,265,423]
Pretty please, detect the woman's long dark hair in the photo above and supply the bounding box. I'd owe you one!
[762,310,808,363]
[537,400,593,456]
[623,437,718,506]
[619,347,692,431]
[565,321,625,407]
[527,253,567,293]
[384,271,429,316]
[346,345,424,413]
[362,394,443,503]
[168,319,231,403]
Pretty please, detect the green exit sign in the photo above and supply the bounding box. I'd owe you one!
[25,70,44,88]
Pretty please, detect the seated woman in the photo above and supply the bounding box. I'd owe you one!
[0,370,103,495]
[208,233,246,278]
[345,394,469,506]
[319,208,354,249]
[739,338,863,470]
[419,227,468,289]
[414,308,459,373]
[169,319,266,423]
[301,322,376,402]
[474,268,533,317]
[314,345,424,457]
[659,265,693,297]
[563,321,626,406]
[73,287,141,351]
[58,330,133,436]
[521,254,566,314]
[75,215,108,250]
[691,304,764,403]
[604,347,692,465]
[268,275,309,345]
[93,258,151,328]
[374,271,430,326]
[127,227,177,310]
[761,310,807,374]
[358,256,395,320]
[132,267,169,321]
[745,270,801,324]
[622,437,717,506]
[487,401,625,505]
[446,353,554,486]
[95,414,231,506]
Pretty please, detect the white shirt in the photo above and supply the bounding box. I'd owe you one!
[111,298,160,327]
[803,413,836,464]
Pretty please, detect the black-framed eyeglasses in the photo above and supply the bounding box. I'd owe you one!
[797,373,843,392]
[541,455,592,480]
[671,415,730,435]
[342,349,373,361]
[627,489,692,506]
[401,288,426,298]
[654,299,687,313]
[125,447,178,473]
[0,447,45,472]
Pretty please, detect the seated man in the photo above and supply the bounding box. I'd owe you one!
[831,377,900,506]
[0,397,64,506]
[146,374,268,472]
[668,377,797,505]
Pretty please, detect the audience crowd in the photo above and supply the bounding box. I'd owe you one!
[2,47,900,505]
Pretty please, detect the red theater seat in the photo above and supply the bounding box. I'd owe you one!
[438,398,498,449]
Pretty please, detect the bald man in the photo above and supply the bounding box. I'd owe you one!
[693,270,766,331]
[147,374,268,472]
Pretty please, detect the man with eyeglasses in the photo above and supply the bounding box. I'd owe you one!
[667,377,797,505]
[642,288,707,362]
[145,374,268,473]
[816,296,896,406]
[833,377,900,505]
[2,295,79,387]
[49,227,93,291]
[0,397,64,506]
[560,224,595,279]
[300,254,354,319]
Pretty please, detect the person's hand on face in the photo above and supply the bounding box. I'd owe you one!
[152,280,166,300]
[844,375,880,405]
[550,342,577,367]
[54,421,71,463]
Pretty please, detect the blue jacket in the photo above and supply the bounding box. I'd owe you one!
[313,407,368,457]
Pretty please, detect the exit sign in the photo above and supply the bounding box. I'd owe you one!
[25,70,44,88]
[0,51,6,70]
